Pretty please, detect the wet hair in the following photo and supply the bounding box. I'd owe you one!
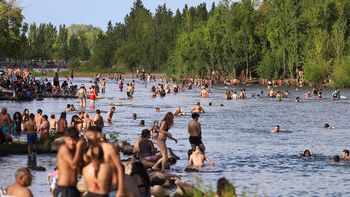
[162,112,174,127]
[209,102,212,106]
[130,161,150,194]
[303,150,312,157]
[63,127,79,139]
[191,113,200,119]
[332,155,340,162]
[86,126,102,133]
[216,177,236,197]
[50,114,55,119]
[60,112,66,119]
[15,167,31,179]
[37,109,42,114]
[140,120,145,126]
[13,112,22,121]
[42,115,48,120]
[141,129,150,138]
[325,123,330,128]
[343,150,349,156]
[275,125,280,129]
[22,109,29,115]
[1,107,7,114]
[29,113,35,119]
[220,104,224,107]
[132,113,137,119]
[187,149,193,158]
[96,109,101,114]
[111,107,115,110]
[67,104,71,108]
[90,144,104,179]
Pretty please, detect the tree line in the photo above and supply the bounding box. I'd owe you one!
[1,0,350,87]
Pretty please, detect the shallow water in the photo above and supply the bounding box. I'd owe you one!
[1,78,350,196]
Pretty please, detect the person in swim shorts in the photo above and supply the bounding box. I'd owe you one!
[188,113,205,153]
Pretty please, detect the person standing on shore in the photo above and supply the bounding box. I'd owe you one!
[0,107,12,139]
[6,168,33,197]
[54,128,84,197]
[188,113,205,153]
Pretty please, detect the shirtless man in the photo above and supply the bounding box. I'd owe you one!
[200,88,209,98]
[6,168,33,197]
[23,114,37,156]
[83,113,93,130]
[107,107,116,123]
[54,128,84,197]
[342,150,350,160]
[57,112,68,135]
[188,113,205,152]
[35,109,43,129]
[0,107,12,140]
[93,109,104,128]
[101,79,106,94]
[191,102,205,113]
[85,126,125,197]
[189,147,214,168]
[83,144,112,197]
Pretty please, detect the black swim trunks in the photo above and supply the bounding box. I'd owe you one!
[54,185,80,197]
[85,192,108,197]
[189,136,203,146]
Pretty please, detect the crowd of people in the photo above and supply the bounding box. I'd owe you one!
[0,68,348,197]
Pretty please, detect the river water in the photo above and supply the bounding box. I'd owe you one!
[1,78,350,197]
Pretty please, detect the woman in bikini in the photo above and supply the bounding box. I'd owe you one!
[152,112,177,170]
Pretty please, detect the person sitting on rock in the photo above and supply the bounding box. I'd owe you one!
[133,129,159,162]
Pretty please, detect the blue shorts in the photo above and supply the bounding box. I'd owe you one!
[27,133,38,145]
[108,190,118,197]
[1,126,9,133]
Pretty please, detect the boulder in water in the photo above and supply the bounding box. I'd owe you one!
[51,137,64,151]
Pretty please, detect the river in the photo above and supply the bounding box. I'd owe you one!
[1,77,350,196]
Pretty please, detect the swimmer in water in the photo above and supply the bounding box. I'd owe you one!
[341,150,350,160]
[6,168,33,197]
[106,107,115,123]
[189,147,214,168]
[139,120,145,127]
[191,102,205,113]
[295,97,300,103]
[173,107,185,116]
[324,123,335,129]
[200,88,209,98]
[132,113,137,120]
[302,150,312,157]
[272,125,280,133]
[332,155,340,162]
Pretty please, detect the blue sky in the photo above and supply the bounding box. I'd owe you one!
[21,0,221,30]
